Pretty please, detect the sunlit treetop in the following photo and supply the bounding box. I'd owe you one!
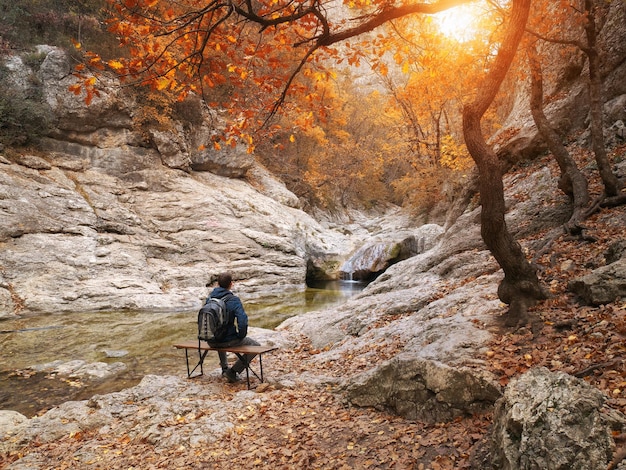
[71,0,508,147]
[435,1,490,42]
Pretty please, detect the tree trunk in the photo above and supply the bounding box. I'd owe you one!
[584,0,621,197]
[462,0,547,327]
[527,42,590,234]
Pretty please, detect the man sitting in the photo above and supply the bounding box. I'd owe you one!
[206,272,259,383]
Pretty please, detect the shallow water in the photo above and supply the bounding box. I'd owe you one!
[0,282,363,416]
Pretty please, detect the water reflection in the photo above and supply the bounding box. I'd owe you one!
[246,280,365,329]
[0,281,364,416]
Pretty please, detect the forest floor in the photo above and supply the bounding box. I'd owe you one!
[2,146,626,469]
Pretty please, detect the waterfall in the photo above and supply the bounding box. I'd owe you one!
[339,242,391,281]
[339,235,426,282]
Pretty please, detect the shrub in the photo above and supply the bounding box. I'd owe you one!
[0,64,51,146]
[0,0,118,59]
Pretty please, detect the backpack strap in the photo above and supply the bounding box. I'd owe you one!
[207,292,234,303]
[213,292,235,325]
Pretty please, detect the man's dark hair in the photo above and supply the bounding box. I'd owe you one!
[217,272,233,289]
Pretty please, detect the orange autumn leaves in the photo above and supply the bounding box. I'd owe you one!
[70,0,502,139]
[69,0,509,208]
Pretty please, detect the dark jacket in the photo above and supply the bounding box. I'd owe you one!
[207,286,248,342]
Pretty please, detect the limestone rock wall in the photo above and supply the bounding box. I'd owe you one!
[0,47,360,318]
[0,151,354,317]
[496,0,626,162]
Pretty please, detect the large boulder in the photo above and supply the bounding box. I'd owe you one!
[339,224,444,281]
[482,367,626,470]
[568,240,626,305]
[568,258,626,306]
[345,356,501,423]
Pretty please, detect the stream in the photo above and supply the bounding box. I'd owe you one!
[0,281,364,417]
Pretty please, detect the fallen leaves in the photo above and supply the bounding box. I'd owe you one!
[7,370,490,469]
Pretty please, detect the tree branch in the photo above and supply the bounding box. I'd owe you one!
[318,0,473,47]
[524,27,585,52]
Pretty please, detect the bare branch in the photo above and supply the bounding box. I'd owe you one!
[318,0,473,47]
[525,27,585,51]
[262,44,317,127]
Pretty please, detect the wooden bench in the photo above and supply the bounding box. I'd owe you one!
[173,340,278,389]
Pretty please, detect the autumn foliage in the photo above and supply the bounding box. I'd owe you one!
[68,0,521,211]
[69,0,624,319]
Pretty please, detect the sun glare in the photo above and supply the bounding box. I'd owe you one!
[434,4,482,42]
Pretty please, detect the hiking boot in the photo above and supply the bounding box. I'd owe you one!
[222,368,240,383]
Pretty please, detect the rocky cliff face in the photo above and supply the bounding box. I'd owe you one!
[0,151,351,316]
[0,47,372,318]
[496,0,626,161]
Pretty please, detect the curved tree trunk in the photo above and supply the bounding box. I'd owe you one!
[584,0,621,197]
[527,42,590,234]
[462,0,547,327]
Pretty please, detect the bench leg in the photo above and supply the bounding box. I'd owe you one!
[234,353,265,389]
[177,346,272,387]
[185,348,208,379]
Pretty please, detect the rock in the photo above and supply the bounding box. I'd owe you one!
[149,127,191,171]
[567,258,626,305]
[606,239,626,264]
[344,356,501,423]
[245,164,301,209]
[339,224,444,281]
[605,95,626,124]
[504,166,571,238]
[28,360,127,379]
[190,143,254,178]
[2,70,368,319]
[102,349,129,358]
[484,367,626,470]
[14,154,52,170]
[0,410,28,438]
[0,148,355,316]
[340,240,404,280]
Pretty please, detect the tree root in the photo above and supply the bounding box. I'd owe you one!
[532,228,564,262]
[572,359,619,378]
[580,188,626,220]
[601,192,626,208]
[581,194,605,219]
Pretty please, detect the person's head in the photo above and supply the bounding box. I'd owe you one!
[216,272,233,289]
